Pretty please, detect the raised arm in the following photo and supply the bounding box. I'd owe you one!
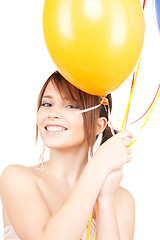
[96,169,135,240]
[0,131,133,240]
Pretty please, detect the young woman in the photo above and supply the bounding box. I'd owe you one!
[0,71,135,240]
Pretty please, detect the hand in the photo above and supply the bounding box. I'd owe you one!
[94,131,133,174]
[97,168,123,203]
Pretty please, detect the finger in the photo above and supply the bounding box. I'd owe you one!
[121,145,132,157]
[125,146,132,155]
[122,137,133,147]
[124,153,133,163]
[121,130,133,139]
[115,130,133,141]
[119,148,132,165]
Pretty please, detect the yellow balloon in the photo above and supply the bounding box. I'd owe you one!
[43,0,145,95]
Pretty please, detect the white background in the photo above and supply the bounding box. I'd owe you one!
[0,0,160,239]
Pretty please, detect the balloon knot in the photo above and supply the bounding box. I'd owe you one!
[100,97,109,105]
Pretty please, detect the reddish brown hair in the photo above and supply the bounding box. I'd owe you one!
[36,71,116,155]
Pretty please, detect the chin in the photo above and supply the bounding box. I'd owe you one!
[45,141,87,151]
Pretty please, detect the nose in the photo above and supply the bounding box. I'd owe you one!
[48,105,62,120]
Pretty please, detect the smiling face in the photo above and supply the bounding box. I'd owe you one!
[36,81,87,150]
[36,71,111,155]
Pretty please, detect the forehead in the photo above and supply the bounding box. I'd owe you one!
[43,81,57,95]
[43,80,76,102]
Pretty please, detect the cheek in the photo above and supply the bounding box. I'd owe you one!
[36,109,46,139]
[36,109,44,126]
[70,114,85,133]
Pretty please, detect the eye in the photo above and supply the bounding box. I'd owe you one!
[65,103,80,109]
[41,101,53,107]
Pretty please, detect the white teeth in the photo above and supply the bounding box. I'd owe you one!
[46,126,66,132]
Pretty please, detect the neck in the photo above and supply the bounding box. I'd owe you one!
[46,145,89,185]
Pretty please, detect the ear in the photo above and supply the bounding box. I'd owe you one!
[96,117,108,135]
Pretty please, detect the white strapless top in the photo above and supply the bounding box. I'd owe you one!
[3,219,96,240]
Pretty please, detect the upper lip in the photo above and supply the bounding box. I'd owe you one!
[45,124,68,130]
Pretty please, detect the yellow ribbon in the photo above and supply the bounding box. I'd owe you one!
[86,202,97,240]
[120,57,141,132]
[86,213,93,239]
[129,90,160,147]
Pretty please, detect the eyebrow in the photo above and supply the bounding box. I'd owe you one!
[42,95,53,99]
[42,95,73,102]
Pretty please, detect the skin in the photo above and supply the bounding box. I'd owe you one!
[0,82,135,240]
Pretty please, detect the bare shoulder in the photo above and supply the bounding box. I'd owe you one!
[0,164,51,236]
[0,164,37,202]
[0,163,41,181]
[0,164,31,175]
[0,165,35,225]
[0,164,33,185]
